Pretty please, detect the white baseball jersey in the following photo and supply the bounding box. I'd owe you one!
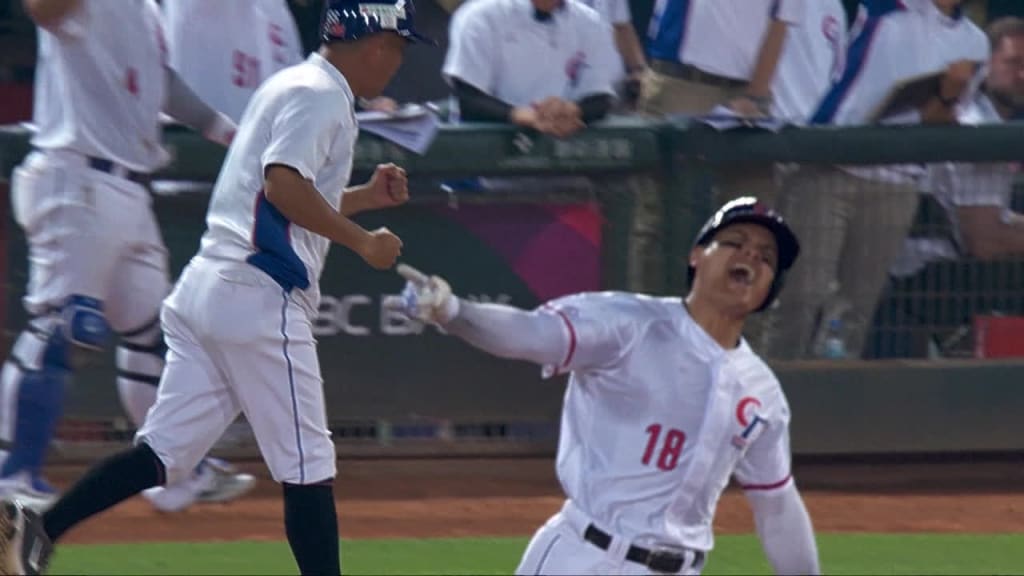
[443,0,619,106]
[30,0,169,173]
[646,0,803,82]
[772,0,847,123]
[891,92,1019,277]
[579,0,631,25]
[537,292,792,552]
[163,0,304,123]
[811,0,989,126]
[197,53,358,318]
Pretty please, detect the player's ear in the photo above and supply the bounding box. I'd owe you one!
[688,246,704,269]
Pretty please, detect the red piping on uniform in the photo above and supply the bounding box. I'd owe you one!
[741,474,792,492]
[553,309,577,369]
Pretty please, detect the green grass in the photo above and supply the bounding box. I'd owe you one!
[49,533,1024,575]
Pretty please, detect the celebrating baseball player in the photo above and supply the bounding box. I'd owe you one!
[388,197,820,575]
[0,0,254,514]
[0,0,429,574]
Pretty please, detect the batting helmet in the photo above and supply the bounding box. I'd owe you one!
[320,0,435,45]
[687,196,801,312]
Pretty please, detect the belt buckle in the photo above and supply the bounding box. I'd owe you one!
[646,548,685,574]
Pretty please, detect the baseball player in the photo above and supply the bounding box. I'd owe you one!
[0,0,428,573]
[443,0,621,137]
[0,0,254,514]
[387,197,820,575]
[771,0,848,123]
[578,0,648,108]
[163,0,304,124]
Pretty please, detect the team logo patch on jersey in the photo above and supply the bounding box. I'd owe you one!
[732,396,764,450]
[565,51,588,89]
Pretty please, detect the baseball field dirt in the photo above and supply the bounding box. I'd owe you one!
[45,456,1024,545]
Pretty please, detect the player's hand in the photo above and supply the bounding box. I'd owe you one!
[940,59,977,103]
[383,264,460,325]
[366,163,409,209]
[533,98,585,138]
[358,227,403,270]
[725,95,770,118]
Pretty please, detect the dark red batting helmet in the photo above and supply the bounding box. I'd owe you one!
[687,196,801,312]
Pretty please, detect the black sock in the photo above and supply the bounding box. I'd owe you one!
[283,482,340,575]
[43,443,165,542]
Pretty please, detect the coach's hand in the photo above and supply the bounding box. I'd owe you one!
[367,163,409,209]
[383,264,459,325]
[359,227,403,270]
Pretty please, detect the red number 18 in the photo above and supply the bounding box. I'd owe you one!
[641,423,686,471]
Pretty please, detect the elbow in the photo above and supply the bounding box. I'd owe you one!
[23,0,80,28]
[963,236,1003,261]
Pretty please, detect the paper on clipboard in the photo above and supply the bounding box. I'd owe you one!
[356,103,441,155]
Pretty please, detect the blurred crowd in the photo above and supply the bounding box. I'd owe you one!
[5,0,1024,361]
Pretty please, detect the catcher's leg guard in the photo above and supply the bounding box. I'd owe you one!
[0,296,109,478]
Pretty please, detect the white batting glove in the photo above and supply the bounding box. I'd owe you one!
[383,264,460,325]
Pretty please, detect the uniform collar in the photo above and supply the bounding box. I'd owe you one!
[526,0,567,22]
[308,52,356,106]
[677,302,749,360]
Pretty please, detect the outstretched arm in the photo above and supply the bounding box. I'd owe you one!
[446,300,568,366]
[387,265,569,366]
[164,67,237,146]
[746,481,820,575]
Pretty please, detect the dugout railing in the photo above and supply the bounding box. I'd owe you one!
[1,119,1023,461]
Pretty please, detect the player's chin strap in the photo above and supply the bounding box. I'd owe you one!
[116,315,167,429]
[0,295,110,478]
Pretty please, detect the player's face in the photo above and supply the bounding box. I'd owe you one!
[690,223,777,314]
[988,34,1024,109]
[366,33,408,96]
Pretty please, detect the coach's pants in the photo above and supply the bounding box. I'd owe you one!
[759,166,920,359]
[633,70,778,295]
[137,257,336,486]
[516,500,705,576]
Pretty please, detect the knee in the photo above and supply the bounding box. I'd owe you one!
[116,315,166,386]
[10,295,111,375]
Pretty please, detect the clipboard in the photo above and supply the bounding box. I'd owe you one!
[868,70,944,122]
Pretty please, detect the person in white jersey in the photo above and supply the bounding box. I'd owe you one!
[443,0,620,137]
[578,0,648,109]
[145,0,305,513]
[772,0,848,124]
[163,0,304,124]
[387,197,819,576]
[762,0,990,361]
[632,0,804,298]
[0,0,430,574]
[0,0,253,514]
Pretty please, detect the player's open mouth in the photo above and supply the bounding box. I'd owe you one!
[728,263,754,286]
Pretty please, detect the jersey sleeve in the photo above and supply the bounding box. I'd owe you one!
[442,3,499,94]
[536,292,636,377]
[571,17,619,99]
[608,0,632,25]
[772,0,804,25]
[261,88,344,181]
[733,392,793,491]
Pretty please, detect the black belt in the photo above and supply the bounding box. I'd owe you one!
[87,156,150,183]
[583,524,704,573]
[650,59,746,89]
